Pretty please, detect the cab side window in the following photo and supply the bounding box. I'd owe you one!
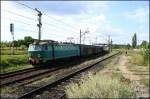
[45,45,48,50]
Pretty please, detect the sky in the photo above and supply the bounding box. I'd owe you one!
[1,1,149,45]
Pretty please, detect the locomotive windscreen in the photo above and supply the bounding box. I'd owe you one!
[28,44,48,51]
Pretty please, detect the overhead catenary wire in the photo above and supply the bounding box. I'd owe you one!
[5,2,92,43]
[43,13,79,31]
[42,27,78,38]
[2,17,37,27]
[14,2,79,34]
[15,1,36,11]
[2,9,75,38]
[2,9,36,21]
[2,24,37,33]
[42,22,78,37]
[13,1,80,38]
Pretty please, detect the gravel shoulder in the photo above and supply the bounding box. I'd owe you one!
[116,54,149,98]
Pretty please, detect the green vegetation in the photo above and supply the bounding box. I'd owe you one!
[127,49,149,66]
[127,51,145,66]
[140,40,149,66]
[140,79,149,87]
[132,33,137,48]
[1,36,34,55]
[65,73,135,98]
[1,86,16,95]
[0,55,32,73]
[0,36,34,48]
[1,48,27,55]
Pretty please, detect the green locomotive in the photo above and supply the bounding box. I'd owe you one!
[28,40,80,65]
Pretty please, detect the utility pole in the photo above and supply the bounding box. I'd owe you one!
[79,28,89,45]
[79,28,89,56]
[108,35,110,52]
[110,39,113,52]
[35,8,42,41]
[80,29,81,45]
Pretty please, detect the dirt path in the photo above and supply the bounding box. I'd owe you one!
[117,54,149,98]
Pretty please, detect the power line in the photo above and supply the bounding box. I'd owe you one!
[5,2,90,42]
[2,25,37,34]
[14,2,79,38]
[3,11,78,37]
[14,2,79,33]
[2,17,37,27]
[43,19,78,34]
[2,9,36,21]
[42,27,78,37]
[43,14,79,31]
[15,1,36,11]
[43,22,78,36]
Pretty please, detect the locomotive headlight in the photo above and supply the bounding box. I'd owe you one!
[28,53,31,57]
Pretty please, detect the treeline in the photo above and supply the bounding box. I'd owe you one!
[0,36,34,49]
[112,33,149,50]
[112,40,150,49]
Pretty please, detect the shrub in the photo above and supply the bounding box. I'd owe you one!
[65,73,135,98]
[140,48,149,66]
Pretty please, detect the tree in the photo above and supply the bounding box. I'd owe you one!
[132,33,137,48]
[13,40,18,47]
[17,40,25,47]
[24,36,34,47]
[140,40,147,48]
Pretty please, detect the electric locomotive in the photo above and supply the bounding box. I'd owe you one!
[28,40,80,65]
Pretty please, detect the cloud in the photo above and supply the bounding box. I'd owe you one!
[123,7,149,24]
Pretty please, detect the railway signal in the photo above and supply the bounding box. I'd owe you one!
[10,23,14,55]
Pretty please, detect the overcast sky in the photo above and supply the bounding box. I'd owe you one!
[1,1,149,45]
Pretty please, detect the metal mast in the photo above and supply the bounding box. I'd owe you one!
[35,8,42,41]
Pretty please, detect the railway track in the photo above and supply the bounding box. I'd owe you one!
[0,67,36,79]
[16,52,120,99]
[0,67,61,86]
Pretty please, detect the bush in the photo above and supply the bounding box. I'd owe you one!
[140,48,149,66]
[65,73,135,98]
[140,41,149,66]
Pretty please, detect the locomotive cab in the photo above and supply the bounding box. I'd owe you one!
[28,43,48,65]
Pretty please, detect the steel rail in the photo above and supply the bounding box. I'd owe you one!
[0,67,61,86]
[0,67,38,79]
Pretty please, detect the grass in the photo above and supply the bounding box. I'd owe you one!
[65,72,135,98]
[126,50,149,66]
[0,55,32,74]
[0,86,16,95]
[140,79,149,87]
[126,50,149,90]
[1,49,27,55]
